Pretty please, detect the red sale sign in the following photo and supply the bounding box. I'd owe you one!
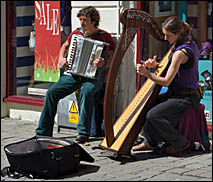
[34,1,61,82]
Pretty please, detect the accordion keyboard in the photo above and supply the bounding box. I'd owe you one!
[67,35,78,74]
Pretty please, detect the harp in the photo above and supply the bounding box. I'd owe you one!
[99,8,171,156]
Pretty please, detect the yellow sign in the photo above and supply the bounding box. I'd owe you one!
[69,101,79,124]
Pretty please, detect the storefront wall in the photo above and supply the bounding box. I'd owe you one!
[1,1,212,120]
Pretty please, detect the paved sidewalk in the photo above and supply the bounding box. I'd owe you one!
[1,118,212,181]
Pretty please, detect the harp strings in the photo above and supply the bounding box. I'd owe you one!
[113,9,164,137]
[117,10,138,133]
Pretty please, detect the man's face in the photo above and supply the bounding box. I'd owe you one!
[79,16,95,32]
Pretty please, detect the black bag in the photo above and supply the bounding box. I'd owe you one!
[2,135,94,179]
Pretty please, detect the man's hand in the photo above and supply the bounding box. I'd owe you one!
[58,57,68,70]
[94,57,105,68]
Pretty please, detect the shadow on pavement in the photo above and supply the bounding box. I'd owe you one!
[57,163,100,179]
[100,150,210,165]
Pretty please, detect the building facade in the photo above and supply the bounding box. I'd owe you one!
[1,1,212,123]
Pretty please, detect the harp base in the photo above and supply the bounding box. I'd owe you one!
[99,150,133,160]
[98,143,131,157]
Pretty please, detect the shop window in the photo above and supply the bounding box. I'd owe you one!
[6,1,71,102]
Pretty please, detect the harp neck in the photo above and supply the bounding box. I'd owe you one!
[120,8,164,41]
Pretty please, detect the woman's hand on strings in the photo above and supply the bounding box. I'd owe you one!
[136,62,149,77]
[144,55,158,68]
[136,55,158,77]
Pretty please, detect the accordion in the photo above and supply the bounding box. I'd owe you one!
[64,35,109,79]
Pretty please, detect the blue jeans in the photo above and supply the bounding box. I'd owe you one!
[90,83,105,137]
[35,74,104,136]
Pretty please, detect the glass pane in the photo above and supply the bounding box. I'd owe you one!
[13,1,71,98]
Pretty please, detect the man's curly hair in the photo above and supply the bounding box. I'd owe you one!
[77,6,100,28]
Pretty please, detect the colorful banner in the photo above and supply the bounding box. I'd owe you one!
[34,1,61,82]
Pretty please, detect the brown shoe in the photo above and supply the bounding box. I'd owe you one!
[132,142,154,151]
[166,142,190,155]
[133,134,145,146]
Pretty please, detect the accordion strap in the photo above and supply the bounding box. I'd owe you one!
[103,9,165,147]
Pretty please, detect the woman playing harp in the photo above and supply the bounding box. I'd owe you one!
[133,16,202,155]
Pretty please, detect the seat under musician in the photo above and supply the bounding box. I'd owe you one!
[178,103,210,152]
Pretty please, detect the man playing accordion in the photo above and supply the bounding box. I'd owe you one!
[35,6,115,143]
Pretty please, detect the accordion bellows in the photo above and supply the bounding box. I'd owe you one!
[64,35,109,79]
